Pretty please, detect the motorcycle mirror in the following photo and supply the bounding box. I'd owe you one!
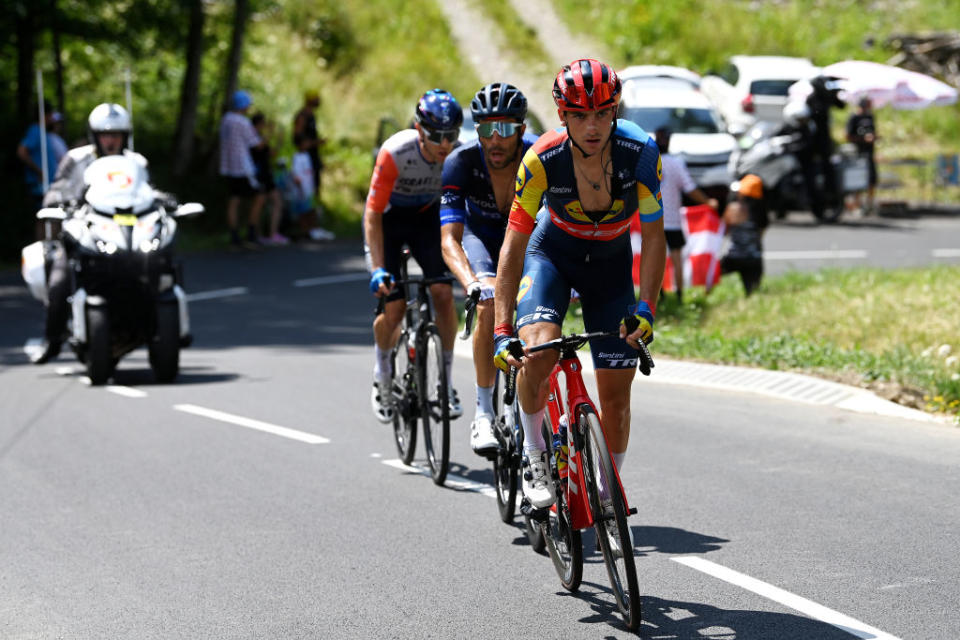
[174,203,204,218]
[37,207,67,220]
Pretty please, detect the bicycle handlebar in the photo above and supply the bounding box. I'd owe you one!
[525,329,655,376]
[458,287,481,340]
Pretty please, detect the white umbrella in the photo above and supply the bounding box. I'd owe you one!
[788,60,957,109]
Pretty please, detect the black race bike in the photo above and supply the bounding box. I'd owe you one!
[385,250,454,485]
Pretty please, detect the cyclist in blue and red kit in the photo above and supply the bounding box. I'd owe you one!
[493,59,666,508]
[365,89,463,423]
[440,82,538,456]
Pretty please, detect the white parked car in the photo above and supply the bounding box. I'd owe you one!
[700,55,820,133]
[618,65,702,89]
[619,78,735,192]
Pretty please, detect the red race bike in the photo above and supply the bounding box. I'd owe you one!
[524,329,653,631]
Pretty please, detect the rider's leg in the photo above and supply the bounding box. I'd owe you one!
[429,282,457,383]
[595,368,637,470]
[373,298,404,380]
[472,276,497,417]
[516,321,561,452]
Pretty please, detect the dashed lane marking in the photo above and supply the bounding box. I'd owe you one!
[932,248,960,258]
[174,404,330,444]
[105,385,147,398]
[765,250,869,260]
[672,557,902,640]
[382,459,498,498]
[185,287,249,302]
[293,273,369,287]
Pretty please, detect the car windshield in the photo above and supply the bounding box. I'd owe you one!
[749,79,797,96]
[620,106,722,134]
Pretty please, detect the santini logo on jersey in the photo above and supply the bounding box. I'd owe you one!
[597,352,638,368]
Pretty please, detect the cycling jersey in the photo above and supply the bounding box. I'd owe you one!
[440,132,538,279]
[364,128,452,301]
[509,119,662,240]
[510,119,663,370]
[366,128,445,215]
[440,132,539,241]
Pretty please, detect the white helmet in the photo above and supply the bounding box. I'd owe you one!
[782,100,810,127]
[88,103,131,133]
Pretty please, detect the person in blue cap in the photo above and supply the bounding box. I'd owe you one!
[219,89,266,247]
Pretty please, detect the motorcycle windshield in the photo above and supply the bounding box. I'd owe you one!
[83,155,156,215]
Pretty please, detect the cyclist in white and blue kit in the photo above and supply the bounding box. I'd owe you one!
[440,83,538,455]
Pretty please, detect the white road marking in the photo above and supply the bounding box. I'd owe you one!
[293,273,369,288]
[55,366,79,376]
[382,459,498,498]
[106,385,147,398]
[932,248,960,258]
[765,250,868,260]
[672,556,902,640]
[174,404,330,444]
[370,453,383,458]
[185,287,249,302]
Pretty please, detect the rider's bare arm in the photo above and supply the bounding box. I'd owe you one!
[440,222,475,289]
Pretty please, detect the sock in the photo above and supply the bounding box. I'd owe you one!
[612,451,626,471]
[475,384,494,418]
[444,350,454,388]
[374,345,392,384]
[521,407,546,454]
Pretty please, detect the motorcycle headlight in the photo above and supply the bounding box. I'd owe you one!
[139,238,161,253]
[96,240,118,255]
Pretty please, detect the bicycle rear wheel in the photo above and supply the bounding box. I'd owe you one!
[542,433,583,591]
[579,405,641,631]
[493,370,519,523]
[420,325,450,485]
[391,330,418,465]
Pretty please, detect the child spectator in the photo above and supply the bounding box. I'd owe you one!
[290,138,335,241]
[250,112,289,245]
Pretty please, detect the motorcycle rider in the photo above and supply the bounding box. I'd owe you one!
[804,75,845,220]
[31,103,149,364]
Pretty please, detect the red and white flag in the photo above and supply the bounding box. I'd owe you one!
[631,204,726,293]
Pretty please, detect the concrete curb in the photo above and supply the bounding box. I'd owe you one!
[453,339,948,425]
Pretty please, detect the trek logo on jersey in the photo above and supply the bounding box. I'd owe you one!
[657,154,663,182]
[516,274,533,303]
[515,164,533,198]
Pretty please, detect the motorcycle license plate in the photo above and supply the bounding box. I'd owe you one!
[113,214,137,226]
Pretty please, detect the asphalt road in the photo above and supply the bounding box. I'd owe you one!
[1,231,959,639]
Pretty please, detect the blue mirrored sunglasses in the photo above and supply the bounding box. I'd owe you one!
[476,120,522,138]
[422,127,459,144]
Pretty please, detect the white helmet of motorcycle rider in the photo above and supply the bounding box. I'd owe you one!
[782,100,811,127]
[88,103,131,156]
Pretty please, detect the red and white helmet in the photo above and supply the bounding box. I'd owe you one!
[552,59,621,112]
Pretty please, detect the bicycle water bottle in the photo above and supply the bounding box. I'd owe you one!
[553,413,570,479]
[407,332,417,361]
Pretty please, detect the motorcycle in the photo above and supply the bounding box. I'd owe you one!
[729,121,869,223]
[21,154,204,384]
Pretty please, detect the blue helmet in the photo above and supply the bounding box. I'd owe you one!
[415,89,463,130]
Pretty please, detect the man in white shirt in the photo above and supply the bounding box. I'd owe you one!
[654,127,718,303]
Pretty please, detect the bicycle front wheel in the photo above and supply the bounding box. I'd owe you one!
[579,405,641,630]
[391,330,418,465]
[420,325,450,485]
[493,371,519,523]
[541,445,583,591]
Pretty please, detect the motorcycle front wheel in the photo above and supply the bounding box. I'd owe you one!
[86,307,113,385]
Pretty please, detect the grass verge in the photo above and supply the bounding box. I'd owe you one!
[564,265,960,423]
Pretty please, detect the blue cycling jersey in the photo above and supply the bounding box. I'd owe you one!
[439,132,539,244]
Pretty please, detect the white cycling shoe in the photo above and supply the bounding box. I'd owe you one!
[470,414,498,455]
[521,449,556,508]
[447,388,463,419]
[371,380,394,424]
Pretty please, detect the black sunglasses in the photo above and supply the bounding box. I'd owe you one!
[422,127,459,144]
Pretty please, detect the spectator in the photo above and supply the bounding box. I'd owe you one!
[292,89,325,207]
[219,89,265,247]
[804,75,845,220]
[846,96,877,214]
[48,112,68,167]
[290,136,335,241]
[17,101,64,225]
[654,127,719,303]
[720,175,765,296]
[250,112,289,245]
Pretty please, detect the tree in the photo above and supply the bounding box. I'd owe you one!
[222,0,251,113]
[172,0,206,176]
